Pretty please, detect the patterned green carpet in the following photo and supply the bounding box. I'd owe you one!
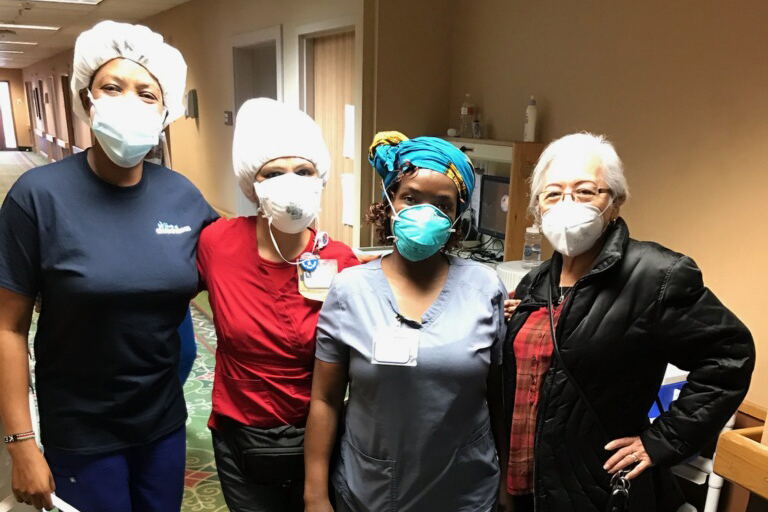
[182,306,227,511]
[28,305,228,511]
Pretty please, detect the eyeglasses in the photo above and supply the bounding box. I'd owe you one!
[538,187,612,205]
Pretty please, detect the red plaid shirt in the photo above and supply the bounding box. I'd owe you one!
[507,303,564,495]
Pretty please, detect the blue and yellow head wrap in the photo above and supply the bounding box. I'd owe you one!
[368,131,475,213]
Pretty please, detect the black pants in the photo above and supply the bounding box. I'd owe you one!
[512,494,535,512]
[212,429,303,512]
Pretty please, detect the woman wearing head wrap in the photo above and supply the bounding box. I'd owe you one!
[0,21,217,511]
[196,98,360,512]
[304,132,511,512]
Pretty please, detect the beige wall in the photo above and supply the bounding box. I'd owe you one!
[450,0,768,407]
[22,50,91,149]
[0,69,32,148]
[373,0,453,136]
[142,0,370,220]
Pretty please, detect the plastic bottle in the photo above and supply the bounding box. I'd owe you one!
[523,95,537,142]
[471,113,482,139]
[460,94,475,138]
[522,224,542,268]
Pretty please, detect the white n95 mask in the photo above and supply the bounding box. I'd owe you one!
[253,173,324,234]
[541,201,609,257]
[89,92,165,168]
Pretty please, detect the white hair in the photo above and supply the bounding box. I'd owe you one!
[528,132,629,222]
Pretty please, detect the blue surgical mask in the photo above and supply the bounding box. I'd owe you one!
[385,189,456,261]
[88,91,165,168]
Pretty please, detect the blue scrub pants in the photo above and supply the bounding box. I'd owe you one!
[178,307,196,383]
[44,426,186,512]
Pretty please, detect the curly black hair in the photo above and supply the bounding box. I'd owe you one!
[364,179,464,251]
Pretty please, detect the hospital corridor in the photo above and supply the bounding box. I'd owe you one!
[0,1,767,512]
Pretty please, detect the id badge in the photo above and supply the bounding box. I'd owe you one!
[371,325,419,367]
[298,259,338,302]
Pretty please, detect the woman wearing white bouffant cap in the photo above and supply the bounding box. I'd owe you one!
[196,97,359,512]
[0,21,217,511]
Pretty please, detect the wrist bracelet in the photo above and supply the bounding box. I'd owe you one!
[3,431,35,444]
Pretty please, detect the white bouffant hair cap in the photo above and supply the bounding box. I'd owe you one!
[71,20,187,127]
[233,98,331,203]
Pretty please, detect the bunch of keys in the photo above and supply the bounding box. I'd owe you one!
[606,469,631,512]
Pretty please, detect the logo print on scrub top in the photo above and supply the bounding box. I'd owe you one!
[155,221,192,235]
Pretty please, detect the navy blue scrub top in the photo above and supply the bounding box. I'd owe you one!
[0,151,218,454]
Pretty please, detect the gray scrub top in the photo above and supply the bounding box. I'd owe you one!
[315,256,507,512]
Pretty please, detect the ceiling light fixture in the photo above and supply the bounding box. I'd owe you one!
[0,23,60,31]
[0,41,38,45]
[0,50,23,54]
[26,0,103,4]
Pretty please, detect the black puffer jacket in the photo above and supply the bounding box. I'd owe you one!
[503,218,755,512]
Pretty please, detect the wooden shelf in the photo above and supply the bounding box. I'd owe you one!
[444,137,515,147]
[503,142,545,261]
[713,427,768,499]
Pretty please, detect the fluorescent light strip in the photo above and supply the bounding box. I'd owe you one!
[0,23,60,31]
[27,0,103,4]
[0,41,38,46]
[0,50,22,54]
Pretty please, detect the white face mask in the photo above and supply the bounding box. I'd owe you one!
[253,173,323,234]
[541,201,610,257]
[89,92,165,168]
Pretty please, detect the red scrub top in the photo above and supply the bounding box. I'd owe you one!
[197,216,360,430]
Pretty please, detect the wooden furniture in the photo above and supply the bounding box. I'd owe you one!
[503,142,545,261]
[444,138,544,261]
[763,416,768,445]
[713,427,768,499]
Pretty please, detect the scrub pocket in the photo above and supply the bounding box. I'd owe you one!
[214,373,274,419]
[441,420,500,511]
[337,437,397,512]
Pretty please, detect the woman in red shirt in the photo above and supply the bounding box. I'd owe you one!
[197,98,359,512]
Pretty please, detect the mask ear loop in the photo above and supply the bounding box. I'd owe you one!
[382,180,401,244]
[262,204,320,266]
[264,217,299,266]
[255,180,299,266]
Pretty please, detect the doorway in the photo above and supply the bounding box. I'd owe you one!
[301,30,355,246]
[60,75,76,148]
[232,26,283,216]
[24,81,35,150]
[0,81,17,150]
[233,42,278,113]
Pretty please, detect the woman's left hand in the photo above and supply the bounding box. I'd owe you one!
[504,291,521,320]
[603,436,652,480]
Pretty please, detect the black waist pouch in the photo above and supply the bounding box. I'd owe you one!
[221,418,305,486]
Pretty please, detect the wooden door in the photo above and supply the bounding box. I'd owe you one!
[311,31,355,246]
[60,75,76,147]
[24,82,35,150]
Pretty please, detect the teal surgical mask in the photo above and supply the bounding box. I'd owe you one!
[385,189,456,261]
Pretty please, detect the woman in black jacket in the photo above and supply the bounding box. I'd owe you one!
[501,133,755,512]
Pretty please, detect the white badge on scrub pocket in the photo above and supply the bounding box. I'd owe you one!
[371,325,419,367]
[298,259,338,302]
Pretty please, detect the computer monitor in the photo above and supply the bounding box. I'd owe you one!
[478,174,510,239]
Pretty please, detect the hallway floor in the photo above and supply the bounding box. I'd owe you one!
[0,151,47,205]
